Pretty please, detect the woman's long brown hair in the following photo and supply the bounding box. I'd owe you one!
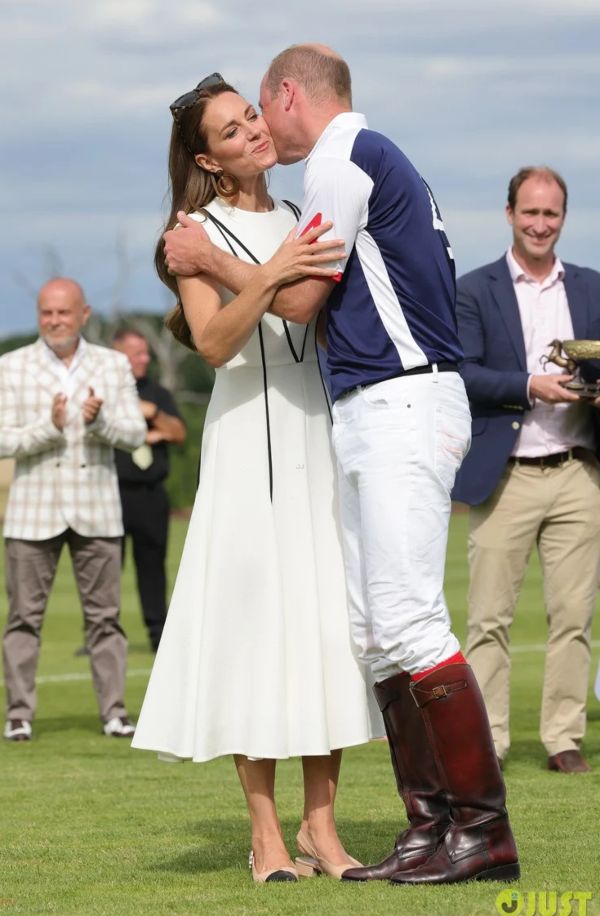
[155,82,238,350]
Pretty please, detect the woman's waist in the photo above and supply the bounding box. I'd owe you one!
[221,353,319,370]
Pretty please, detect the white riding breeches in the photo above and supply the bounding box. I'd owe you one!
[332,369,471,681]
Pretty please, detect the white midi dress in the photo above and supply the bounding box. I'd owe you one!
[132,197,382,762]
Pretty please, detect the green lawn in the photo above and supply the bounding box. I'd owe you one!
[1,514,599,915]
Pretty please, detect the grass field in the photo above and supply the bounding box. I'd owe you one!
[1,513,599,915]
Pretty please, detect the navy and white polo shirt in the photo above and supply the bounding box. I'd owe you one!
[298,112,463,402]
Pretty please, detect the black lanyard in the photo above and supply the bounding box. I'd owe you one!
[200,201,311,501]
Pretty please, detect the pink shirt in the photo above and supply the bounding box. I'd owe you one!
[506,248,595,457]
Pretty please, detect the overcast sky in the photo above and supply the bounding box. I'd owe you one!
[1,0,599,336]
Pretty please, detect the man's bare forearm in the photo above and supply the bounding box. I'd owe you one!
[268,278,330,323]
[165,212,338,324]
[208,247,329,324]
[208,246,255,294]
[204,246,303,319]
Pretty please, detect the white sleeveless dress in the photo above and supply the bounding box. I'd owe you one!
[132,197,382,762]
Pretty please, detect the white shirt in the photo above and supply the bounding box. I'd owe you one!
[507,248,595,457]
[41,336,87,398]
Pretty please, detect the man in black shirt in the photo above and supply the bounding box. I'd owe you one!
[112,329,186,651]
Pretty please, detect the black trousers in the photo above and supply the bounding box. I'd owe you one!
[119,482,169,651]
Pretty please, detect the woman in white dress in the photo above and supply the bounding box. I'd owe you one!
[132,74,382,883]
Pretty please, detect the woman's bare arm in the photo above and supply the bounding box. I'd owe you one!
[176,226,343,366]
[165,215,342,326]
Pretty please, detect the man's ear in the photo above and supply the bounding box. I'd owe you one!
[280,79,295,112]
[505,204,514,227]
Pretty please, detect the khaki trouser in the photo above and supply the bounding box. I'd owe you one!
[3,530,128,723]
[465,456,600,759]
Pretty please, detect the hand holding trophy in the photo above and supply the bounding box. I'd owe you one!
[541,339,600,398]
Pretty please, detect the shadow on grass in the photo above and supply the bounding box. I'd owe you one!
[587,705,600,724]
[126,641,154,655]
[33,714,103,737]
[502,737,548,771]
[153,818,404,875]
[507,732,598,770]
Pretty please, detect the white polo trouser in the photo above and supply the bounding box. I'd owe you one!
[331,369,471,681]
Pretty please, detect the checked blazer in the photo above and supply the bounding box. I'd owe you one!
[0,338,147,539]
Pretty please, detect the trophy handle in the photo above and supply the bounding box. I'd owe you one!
[542,339,576,373]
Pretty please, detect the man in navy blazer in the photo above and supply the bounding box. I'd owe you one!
[453,166,600,774]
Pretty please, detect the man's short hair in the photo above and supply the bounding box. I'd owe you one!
[265,45,352,106]
[112,327,146,346]
[507,166,568,213]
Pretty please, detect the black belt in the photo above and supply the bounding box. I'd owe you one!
[339,363,459,400]
[508,447,595,469]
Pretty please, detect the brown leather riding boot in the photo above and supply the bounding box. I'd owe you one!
[342,672,450,881]
[390,663,520,885]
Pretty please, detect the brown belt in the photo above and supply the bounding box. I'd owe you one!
[508,447,596,469]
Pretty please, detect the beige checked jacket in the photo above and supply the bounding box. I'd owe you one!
[0,338,147,540]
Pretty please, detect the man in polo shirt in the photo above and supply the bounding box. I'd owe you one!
[452,167,600,775]
[161,45,519,885]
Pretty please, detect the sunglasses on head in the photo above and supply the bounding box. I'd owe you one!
[170,73,225,114]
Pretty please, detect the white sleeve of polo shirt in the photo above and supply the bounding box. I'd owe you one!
[299,156,372,279]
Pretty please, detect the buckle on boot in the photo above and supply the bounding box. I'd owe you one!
[410,679,468,708]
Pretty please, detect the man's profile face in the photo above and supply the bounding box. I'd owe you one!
[37,283,90,355]
[506,177,566,265]
[114,334,150,380]
[258,77,291,164]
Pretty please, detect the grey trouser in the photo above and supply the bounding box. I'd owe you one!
[3,530,128,723]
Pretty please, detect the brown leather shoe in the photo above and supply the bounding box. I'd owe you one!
[548,750,590,774]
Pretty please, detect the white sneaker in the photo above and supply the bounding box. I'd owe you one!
[103,716,135,738]
[4,719,32,741]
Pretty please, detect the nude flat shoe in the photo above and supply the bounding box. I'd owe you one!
[248,850,298,883]
[294,829,362,880]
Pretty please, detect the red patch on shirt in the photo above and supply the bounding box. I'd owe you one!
[301,212,342,283]
[301,212,323,237]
